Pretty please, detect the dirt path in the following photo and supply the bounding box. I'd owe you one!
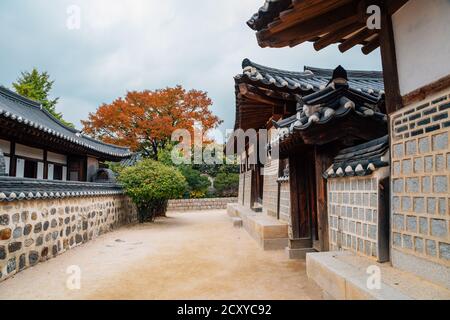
[0,210,322,300]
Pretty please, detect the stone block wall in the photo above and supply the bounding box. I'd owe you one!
[263,159,279,218]
[327,169,389,262]
[391,89,450,288]
[0,195,136,282]
[167,198,237,211]
[279,181,290,223]
[243,170,252,208]
[238,173,245,205]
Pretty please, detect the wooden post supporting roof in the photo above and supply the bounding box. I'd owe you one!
[379,2,402,114]
[314,146,334,252]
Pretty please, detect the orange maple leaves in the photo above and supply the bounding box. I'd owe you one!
[82,85,222,156]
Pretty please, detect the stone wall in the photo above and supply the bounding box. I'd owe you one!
[0,195,136,282]
[327,168,389,262]
[167,198,237,211]
[390,88,450,288]
[279,181,290,223]
[243,170,252,208]
[238,173,245,205]
[263,159,279,218]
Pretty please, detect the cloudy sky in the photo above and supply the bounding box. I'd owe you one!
[0,0,382,142]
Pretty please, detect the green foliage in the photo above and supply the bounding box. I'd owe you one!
[12,68,74,128]
[214,173,239,197]
[178,165,210,198]
[106,161,125,175]
[118,159,187,222]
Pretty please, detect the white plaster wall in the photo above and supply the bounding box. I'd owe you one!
[15,143,44,160]
[0,139,11,154]
[47,151,67,164]
[392,0,450,95]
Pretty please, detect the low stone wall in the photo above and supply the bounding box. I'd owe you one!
[167,198,237,211]
[0,195,137,282]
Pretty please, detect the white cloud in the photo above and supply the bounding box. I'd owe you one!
[0,0,382,136]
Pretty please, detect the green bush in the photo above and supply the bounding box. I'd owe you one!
[178,165,210,198]
[118,159,187,223]
[214,173,239,197]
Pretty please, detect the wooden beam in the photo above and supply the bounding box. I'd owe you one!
[313,22,365,51]
[338,27,376,52]
[269,0,353,34]
[361,34,380,54]
[258,2,359,48]
[379,3,402,114]
[402,73,450,106]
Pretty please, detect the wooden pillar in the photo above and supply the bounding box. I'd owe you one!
[379,2,402,115]
[289,155,301,239]
[289,153,312,239]
[314,146,333,252]
[9,141,16,177]
[43,150,48,180]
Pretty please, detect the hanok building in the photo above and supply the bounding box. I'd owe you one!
[230,59,387,256]
[230,0,450,298]
[0,86,131,182]
[0,86,136,282]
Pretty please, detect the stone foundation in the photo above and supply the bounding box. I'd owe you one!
[0,195,136,282]
[167,198,237,211]
[227,203,289,250]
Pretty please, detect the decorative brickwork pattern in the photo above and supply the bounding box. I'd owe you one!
[263,159,279,218]
[279,181,290,223]
[167,198,237,211]
[238,173,245,205]
[243,170,252,208]
[328,176,383,260]
[0,195,137,282]
[391,90,450,267]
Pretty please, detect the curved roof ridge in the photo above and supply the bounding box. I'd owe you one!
[0,85,80,134]
[304,66,383,79]
[0,86,131,158]
[0,85,42,109]
[242,59,383,80]
[242,58,313,77]
[81,133,130,150]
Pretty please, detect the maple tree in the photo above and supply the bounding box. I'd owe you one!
[82,85,221,159]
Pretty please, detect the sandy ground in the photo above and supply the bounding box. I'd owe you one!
[0,210,323,300]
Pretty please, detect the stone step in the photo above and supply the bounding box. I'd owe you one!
[306,251,450,300]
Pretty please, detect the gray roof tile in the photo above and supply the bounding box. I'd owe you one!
[0,86,131,158]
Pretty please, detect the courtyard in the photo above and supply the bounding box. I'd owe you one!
[0,210,322,300]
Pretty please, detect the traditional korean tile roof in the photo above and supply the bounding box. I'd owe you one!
[246,0,405,53]
[323,135,389,179]
[272,66,387,142]
[247,0,292,32]
[0,176,124,202]
[120,152,144,167]
[236,59,384,97]
[0,86,132,159]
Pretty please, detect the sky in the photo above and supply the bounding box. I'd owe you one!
[0,0,382,143]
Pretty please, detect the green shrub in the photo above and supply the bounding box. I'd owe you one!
[214,173,239,197]
[178,165,211,198]
[118,159,187,223]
